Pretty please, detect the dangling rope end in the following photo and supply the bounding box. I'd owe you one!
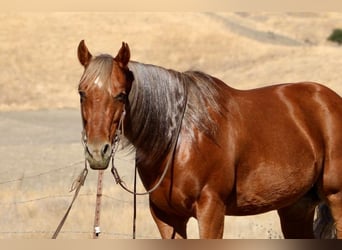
[70,162,88,192]
[52,161,89,239]
[94,226,101,237]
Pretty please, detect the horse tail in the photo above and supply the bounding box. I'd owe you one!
[313,203,336,238]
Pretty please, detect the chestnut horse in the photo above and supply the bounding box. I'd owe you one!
[77,40,342,239]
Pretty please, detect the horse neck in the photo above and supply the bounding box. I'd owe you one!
[125,61,187,168]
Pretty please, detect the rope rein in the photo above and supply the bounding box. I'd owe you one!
[93,169,104,239]
[51,161,88,239]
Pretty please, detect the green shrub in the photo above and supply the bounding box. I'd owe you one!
[328,29,342,45]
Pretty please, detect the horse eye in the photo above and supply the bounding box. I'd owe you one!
[79,91,86,102]
[114,92,127,102]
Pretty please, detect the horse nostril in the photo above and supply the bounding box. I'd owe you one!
[101,143,111,157]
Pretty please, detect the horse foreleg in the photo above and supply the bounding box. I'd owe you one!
[195,192,226,239]
[149,200,188,239]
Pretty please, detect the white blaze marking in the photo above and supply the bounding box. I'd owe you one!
[94,76,103,88]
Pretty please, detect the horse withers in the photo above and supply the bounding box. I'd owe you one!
[77,40,342,239]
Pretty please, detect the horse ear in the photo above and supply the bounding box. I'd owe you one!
[77,40,92,67]
[115,42,130,68]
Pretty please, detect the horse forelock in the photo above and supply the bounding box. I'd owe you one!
[79,54,114,93]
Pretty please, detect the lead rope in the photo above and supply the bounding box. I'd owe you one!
[52,161,88,239]
[133,163,137,239]
[93,169,104,238]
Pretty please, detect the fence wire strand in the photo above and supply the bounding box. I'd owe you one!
[0,157,154,239]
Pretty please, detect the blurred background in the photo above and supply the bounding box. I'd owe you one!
[1,12,342,239]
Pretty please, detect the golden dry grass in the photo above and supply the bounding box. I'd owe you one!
[2,12,342,110]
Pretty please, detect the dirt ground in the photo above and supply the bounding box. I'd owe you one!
[1,12,342,239]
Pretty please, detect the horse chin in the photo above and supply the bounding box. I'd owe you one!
[86,156,111,170]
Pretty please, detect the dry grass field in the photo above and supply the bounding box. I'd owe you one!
[1,12,342,239]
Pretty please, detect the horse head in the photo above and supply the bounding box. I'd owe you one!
[77,40,133,169]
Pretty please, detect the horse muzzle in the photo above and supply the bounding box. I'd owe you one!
[84,142,112,170]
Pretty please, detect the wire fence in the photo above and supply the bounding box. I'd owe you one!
[0,155,161,239]
[0,230,156,239]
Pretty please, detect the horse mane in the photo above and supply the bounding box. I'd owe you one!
[127,61,224,165]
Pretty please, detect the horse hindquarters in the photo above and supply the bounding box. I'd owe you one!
[277,83,342,239]
[317,88,342,239]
